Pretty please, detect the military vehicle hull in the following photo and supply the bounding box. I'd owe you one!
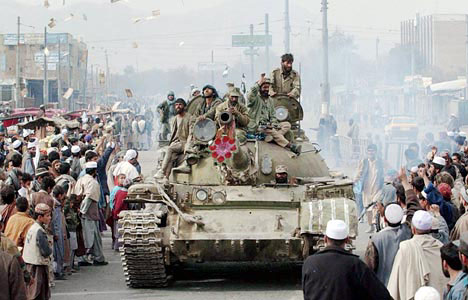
[118,95,358,287]
[119,168,357,287]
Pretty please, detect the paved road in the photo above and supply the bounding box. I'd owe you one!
[52,148,371,300]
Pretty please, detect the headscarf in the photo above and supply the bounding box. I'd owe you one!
[202,84,219,99]
[124,149,137,162]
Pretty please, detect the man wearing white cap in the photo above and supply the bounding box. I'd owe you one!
[302,219,391,300]
[113,149,140,182]
[365,203,411,286]
[22,138,39,177]
[6,139,23,162]
[73,161,107,266]
[70,145,82,178]
[387,210,447,299]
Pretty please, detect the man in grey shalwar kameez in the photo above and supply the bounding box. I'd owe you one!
[73,161,108,265]
[52,185,66,279]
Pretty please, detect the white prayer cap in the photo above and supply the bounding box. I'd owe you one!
[459,132,467,137]
[47,147,58,155]
[22,129,32,138]
[85,161,97,169]
[414,286,440,300]
[12,140,22,149]
[325,220,348,240]
[27,140,37,149]
[61,146,69,152]
[448,131,455,137]
[384,204,404,225]
[124,149,137,161]
[412,210,433,231]
[432,156,445,166]
[191,87,200,95]
[61,128,68,135]
[410,166,418,173]
[71,145,81,154]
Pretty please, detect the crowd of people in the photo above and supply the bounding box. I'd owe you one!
[0,52,303,300]
[6,50,468,300]
[303,127,468,300]
[0,113,144,299]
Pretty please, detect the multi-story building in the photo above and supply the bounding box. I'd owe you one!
[0,32,87,107]
[401,14,467,82]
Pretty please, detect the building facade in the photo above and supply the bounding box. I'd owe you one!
[401,14,467,82]
[0,32,87,107]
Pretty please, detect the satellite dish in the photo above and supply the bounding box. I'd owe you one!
[275,106,289,122]
[193,119,216,142]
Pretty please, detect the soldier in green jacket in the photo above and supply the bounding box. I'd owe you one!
[157,91,176,140]
[269,53,301,100]
[248,74,301,154]
[215,90,250,145]
[193,85,223,121]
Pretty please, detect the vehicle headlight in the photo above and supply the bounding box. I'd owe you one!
[275,106,289,122]
[196,189,208,201]
[212,192,226,205]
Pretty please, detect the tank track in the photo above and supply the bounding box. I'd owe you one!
[118,211,168,288]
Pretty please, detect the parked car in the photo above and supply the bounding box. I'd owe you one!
[384,116,418,140]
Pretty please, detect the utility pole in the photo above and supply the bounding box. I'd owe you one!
[284,0,290,53]
[375,37,380,82]
[83,50,88,109]
[105,50,109,106]
[465,14,468,100]
[90,64,94,108]
[321,0,330,115]
[265,13,270,73]
[16,17,21,108]
[375,37,380,62]
[211,50,214,85]
[57,38,62,108]
[249,24,254,83]
[43,26,48,105]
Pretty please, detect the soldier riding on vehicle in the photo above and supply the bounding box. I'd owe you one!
[247,73,301,154]
[270,53,301,100]
[194,85,223,121]
[215,90,250,145]
[155,98,192,179]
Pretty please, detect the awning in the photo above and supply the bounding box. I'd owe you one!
[430,79,467,93]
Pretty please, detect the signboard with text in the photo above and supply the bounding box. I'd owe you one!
[232,34,272,47]
[2,33,69,46]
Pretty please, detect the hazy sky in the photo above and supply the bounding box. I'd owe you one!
[1,0,468,73]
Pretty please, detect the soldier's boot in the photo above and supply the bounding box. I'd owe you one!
[172,162,191,174]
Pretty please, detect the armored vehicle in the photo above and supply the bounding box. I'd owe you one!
[119,95,358,288]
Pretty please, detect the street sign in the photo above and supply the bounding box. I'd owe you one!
[232,34,272,47]
[2,33,68,46]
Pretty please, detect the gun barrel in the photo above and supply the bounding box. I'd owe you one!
[219,111,233,125]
